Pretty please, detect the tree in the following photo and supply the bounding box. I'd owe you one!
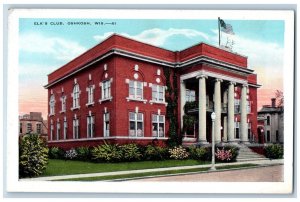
[275,90,284,107]
[19,134,49,178]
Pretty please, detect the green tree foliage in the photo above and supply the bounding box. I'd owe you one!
[19,134,49,178]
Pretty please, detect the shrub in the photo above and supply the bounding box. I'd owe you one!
[169,146,189,160]
[265,144,283,159]
[91,143,122,162]
[75,147,91,161]
[19,134,49,178]
[64,148,78,160]
[49,147,65,159]
[144,145,169,161]
[215,147,233,162]
[222,145,239,162]
[120,144,142,162]
[189,146,210,161]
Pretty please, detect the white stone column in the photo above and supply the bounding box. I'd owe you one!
[227,82,235,142]
[180,80,186,129]
[241,84,248,142]
[214,78,222,143]
[223,116,228,142]
[198,75,207,143]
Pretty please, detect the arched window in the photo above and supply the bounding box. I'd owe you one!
[49,95,55,115]
[73,84,80,108]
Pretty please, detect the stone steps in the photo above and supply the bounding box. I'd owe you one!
[237,144,268,162]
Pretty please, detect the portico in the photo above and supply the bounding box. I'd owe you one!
[180,70,250,144]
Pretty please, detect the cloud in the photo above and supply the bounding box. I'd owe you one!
[93,28,210,47]
[19,32,87,61]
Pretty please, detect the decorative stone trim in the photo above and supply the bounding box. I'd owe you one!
[99,97,113,104]
[126,97,147,104]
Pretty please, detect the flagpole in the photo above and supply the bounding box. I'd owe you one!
[218,17,221,47]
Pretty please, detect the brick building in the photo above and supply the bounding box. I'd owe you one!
[44,34,260,149]
[19,112,48,139]
[257,98,284,144]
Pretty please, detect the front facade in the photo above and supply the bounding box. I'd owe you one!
[45,34,260,149]
[257,98,284,144]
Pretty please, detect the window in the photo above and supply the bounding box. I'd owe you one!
[129,80,143,99]
[276,130,279,142]
[186,89,196,102]
[56,122,61,140]
[152,84,164,102]
[234,99,240,114]
[19,123,22,134]
[73,118,80,139]
[267,130,270,142]
[129,112,144,137]
[152,114,165,137]
[103,113,110,137]
[50,122,54,140]
[87,85,94,104]
[49,95,55,115]
[248,122,251,140]
[27,123,32,133]
[73,84,80,108]
[63,119,67,139]
[36,123,42,134]
[234,121,240,139]
[87,115,95,138]
[61,96,66,112]
[267,116,270,125]
[102,80,111,100]
[247,101,251,113]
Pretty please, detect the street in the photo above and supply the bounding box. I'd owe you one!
[128,165,284,182]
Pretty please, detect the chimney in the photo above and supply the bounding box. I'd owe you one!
[271,98,276,107]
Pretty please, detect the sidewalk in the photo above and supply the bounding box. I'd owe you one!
[20,159,284,181]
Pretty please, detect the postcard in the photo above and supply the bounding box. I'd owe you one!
[6,9,294,194]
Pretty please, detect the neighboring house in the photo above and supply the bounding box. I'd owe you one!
[19,112,48,139]
[44,34,260,149]
[257,98,284,144]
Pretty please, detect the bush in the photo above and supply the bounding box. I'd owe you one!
[91,143,122,162]
[49,147,65,159]
[64,148,78,160]
[144,145,169,161]
[169,146,189,160]
[189,146,210,161]
[265,144,283,159]
[75,147,91,161]
[19,134,49,178]
[215,147,233,162]
[120,144,142,162]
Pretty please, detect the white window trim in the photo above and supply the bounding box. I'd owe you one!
[60,95,67,113]
[63,119,67,140]
[86,85,95,106]
[73,118,79,139]
[126,80,147,103]
[56,122,60,140]
[150,85,167,106]
[49,94,55,116]
[152,114,165,137]
[72,84,81,110]
[99,80,113,103]
[129,112,144,137]
[87,115,95,138]
[103,112,110,137]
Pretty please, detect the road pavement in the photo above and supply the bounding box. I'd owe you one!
[128,165,284,182]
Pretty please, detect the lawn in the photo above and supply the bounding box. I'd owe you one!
[41,159,210,177]
[57,163,257,181]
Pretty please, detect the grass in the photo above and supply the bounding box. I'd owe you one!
[41,159,210,177]
[57,163,257,181]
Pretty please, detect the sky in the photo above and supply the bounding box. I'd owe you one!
[19,18,285,119]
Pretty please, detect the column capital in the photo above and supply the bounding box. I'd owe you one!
[229,81,236,86]
[215,78,223,83]
[180,79,186,84]
[242,84,249,88]
[196,74,208,79]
